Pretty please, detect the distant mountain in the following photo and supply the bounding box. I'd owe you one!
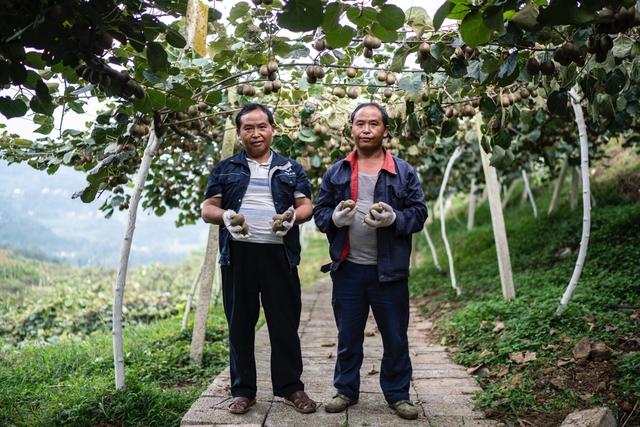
[0,161,208,266]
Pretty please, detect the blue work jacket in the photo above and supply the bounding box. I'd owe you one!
[313,151,428,282]
[204,150,312,268]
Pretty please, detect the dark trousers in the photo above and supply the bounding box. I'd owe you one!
[330,261,412,404]
[221,241,304,398]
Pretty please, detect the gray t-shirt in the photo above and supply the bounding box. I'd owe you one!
[347,172,378,265]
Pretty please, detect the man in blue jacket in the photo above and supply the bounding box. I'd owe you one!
[313,102,427,420]
[201,103,317,415]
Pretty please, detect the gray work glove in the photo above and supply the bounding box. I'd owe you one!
[363,201,396,228]
[222,209,250,239]
[332,200,357,228]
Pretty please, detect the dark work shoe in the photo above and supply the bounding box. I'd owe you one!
[324,394,357,413]
[389,400,419,420]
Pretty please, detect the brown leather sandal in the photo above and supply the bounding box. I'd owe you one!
[284,390,317,414]
[228,396,256,414]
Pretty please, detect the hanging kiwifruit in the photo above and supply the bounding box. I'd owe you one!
[383,88,393,98]
[259,64,269,76]
[346,67,357,78]
[598,35,613,53]
[377,71,388,82]
[363,47,374,59]
[347,87,360,99]
[272,79,282,91]
[385,73,396,85]
[267,60,279,73]
[264,81,274,95]
[314,38,327,51]
[462,104,475,117]
[471,98,480,107]
[540,60,556,76]
[526,57,540,75]
[519,87,530,98]
[314,65,325,79]
[419,42,431,56]
[363,35,382,50]
[333,86,346,98]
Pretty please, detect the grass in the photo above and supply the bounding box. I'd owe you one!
[0,227,330,426]
[409,154,640,424]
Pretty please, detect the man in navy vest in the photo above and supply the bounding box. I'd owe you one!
[202,103,317,415]
[313,102,427,420]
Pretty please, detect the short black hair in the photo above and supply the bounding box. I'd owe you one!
[235,103,275,130]
[350,102,389,127]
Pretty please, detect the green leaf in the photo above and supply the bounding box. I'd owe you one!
[377,4,405,31]
[229,2,250,21]
[440,119,458,138]
[346,6,377,27]
[298,129,318,143]
[612,36,634,59]
[433,1,454,31]
[77,185,99,203]
[29,95,55,116]
[166,28,187,49]
[0,97,28,119]
[24,52,46,69]
[170,83,193,99]
[390,44,412,72]
[460,10,492,47]
[448,57,467,78]
[479,94,496,117]
[405,7,432,36]
[34,114,54,135]
[371,23,397,43]
[322,2,341,32]
[483,6,504,33]
[147,42,168,73]
[398,73,423,94]
[498,52,518,79]
[430,43,452,61]
[35,79,51,103]
[537,2,595,26]
[325,25,355,49]
[278,0,324,32]
[604,69,626,95]
[204,91,222,105]
[547,90,569,117]
[511,2,539,29]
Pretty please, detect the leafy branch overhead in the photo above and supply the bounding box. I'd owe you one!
[0,0,639,223]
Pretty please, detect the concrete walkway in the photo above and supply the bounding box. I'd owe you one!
[182,278,498,426]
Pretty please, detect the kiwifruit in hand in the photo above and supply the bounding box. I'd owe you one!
[230,213,245,226]
[340,200,356,210]
[282,210,294,222]
[272,219,286,232]
[363,35,381,50]
[370,203,384,214]
[240,223,249,235]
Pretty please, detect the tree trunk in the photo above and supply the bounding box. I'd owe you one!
[478,186,488,206]
[438,146,463,296]
[467,178,477,231]
[113,124,162,390]
[570,166,579,211]
[521,170,538,218]
[548,158,568,215]
[190,117,236,365]
[189,226,219,365]
[476,118,515,301]
[501,178,519,210]
[422,223,442,272]
[181,260,204,331]
[556,87,592,316]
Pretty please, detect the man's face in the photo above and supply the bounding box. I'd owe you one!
[350,106,388,153]
[237,109,275,160]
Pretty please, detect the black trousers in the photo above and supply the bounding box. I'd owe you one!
[221,241,304,398]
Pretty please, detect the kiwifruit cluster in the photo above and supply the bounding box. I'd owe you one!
[75,63,145,99]
[168,102,207,131]
[259,60,280,82]
[376,71,397,86]
[313,123,330,136]
[272,210,294,232]
[363,35,382,59]
[526,57,556,76]
[129,115,151,138]
[445,103,476,118]
[237,84,257,96]
[108,174,128,187]
[586,34,614,63]
[595,6,637,34]
[553,42,585,66]
[306,65,325,83]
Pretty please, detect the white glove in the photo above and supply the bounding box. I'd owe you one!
[332,200,357,228]
[271,206,296,236]
[222,209,250,239]
[363,201,396,228]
